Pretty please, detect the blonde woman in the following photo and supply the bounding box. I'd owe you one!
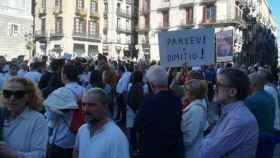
[0,77,48,158]
[181,79,208,158]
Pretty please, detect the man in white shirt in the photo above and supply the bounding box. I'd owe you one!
[73,88,129,158]
[116,65,131,123]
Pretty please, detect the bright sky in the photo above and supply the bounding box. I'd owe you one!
[268,0,280,46]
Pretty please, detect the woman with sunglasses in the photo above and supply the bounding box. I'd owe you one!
[181,79,208,158]
[0,77,48,158]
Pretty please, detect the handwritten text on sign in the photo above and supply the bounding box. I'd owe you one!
[158,28,215,67]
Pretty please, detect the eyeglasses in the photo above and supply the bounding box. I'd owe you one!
[2,90,26,99]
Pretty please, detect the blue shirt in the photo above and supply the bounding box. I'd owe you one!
[201,101,259,158]
[4,108,48,158]
[75,121,129,158]
[245,89,275,133]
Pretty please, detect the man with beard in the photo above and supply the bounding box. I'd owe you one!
[201,68,259,158]
[73,88,129,158]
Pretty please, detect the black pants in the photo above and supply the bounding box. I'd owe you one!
[116,94,126,125]
[47,144,73,158]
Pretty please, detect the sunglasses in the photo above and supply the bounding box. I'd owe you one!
[2,90,26,99]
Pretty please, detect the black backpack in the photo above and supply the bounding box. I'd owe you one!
[127,83,144,112]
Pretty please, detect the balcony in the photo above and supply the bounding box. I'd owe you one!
[35,30,47,42]
[53,6,62,16]
[72,32,101,42]
[88,34,101,42]
[116,9,132,18]
[90,9,99,19]
[198,15,245,28]
[126,0,132,4]
[75,8,87,17]
[200,18,216,25]
[50,30,64,38]
[200,0,217,5]
[136,25,149,33]
[180,18,195,28]
[117,26,132,34]
[157,0,170,12]
[179,0,195,8]
[103,37,112,44]
[38,8,46,17]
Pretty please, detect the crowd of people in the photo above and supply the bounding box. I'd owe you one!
[0,54,279,158]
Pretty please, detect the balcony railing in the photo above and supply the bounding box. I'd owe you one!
[180,18,195,28]
[90,9,99,18]
[50,30,64,38]
[103,37,115,44]
[179,0,195,8]
[88,34,101,41]
[200,18,216,24]
[117,26,132,34]
[126,0,132,4]
[116,9,132,18]
[75,8,87,17]
[200,0,217,5]
[72,32,101,42]
[157,0,170,11]
[35,30,48,38]
[198,16,246,28]
[53,6,62,15]
[38,8,46,17]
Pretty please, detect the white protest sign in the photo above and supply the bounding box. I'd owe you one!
[158,28,215,67]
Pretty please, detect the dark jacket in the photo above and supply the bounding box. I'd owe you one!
[134,90,184,158]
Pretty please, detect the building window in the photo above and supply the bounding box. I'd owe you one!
[55,0,62,8]
[42,0,46,8]
[144,15,149,28]
[117,3,121,11]
[76,0,84,9]
[104,2,108,12]
[9,24,20,37]
[88,45,98,56]
[55,17,63,33]
[143,0,150,12]
[203,4,216,22]
[126,6,130,16]
[74,18,86,34]
[235,2,242,19]
[41,19,46,34]
[73,43,85,55]
[90,0,98,12]
[126,19,129,30]
[185,7,193,24]
[89,20,98,36]
[117,17,121,28]
[162,11,169,27]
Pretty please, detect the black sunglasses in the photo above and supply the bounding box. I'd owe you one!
[2,90,26,99]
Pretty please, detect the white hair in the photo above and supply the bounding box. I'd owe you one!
[145,65,168,86]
